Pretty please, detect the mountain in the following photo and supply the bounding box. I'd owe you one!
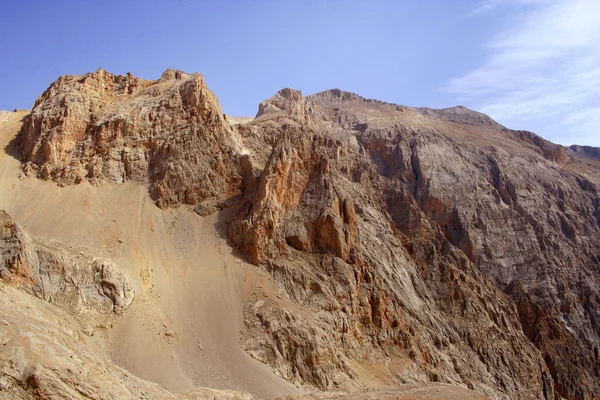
[2,69,600,400]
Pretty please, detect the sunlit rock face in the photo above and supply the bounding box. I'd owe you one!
[19,68,245,208]
[16,71,600,399]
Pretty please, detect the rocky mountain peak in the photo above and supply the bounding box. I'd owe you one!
[307,89,369,105]
[570,144,600,160]
[18,68,243,208]
[160,68,189,81]
[414,105,500,126]
[256,87,307,118]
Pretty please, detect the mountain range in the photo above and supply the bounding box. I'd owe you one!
[1,68,599,400]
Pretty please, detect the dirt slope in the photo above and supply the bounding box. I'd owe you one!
[0,110,300,399]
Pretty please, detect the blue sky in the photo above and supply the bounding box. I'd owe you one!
[0,0,597,146]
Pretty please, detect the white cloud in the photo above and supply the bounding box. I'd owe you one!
[446,0,600,146]
[470,0,551,15]
[470,0,509,15]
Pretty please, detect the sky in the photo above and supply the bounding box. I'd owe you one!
[0,0,598,146]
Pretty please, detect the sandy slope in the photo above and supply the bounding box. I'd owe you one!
[0,111,301,400]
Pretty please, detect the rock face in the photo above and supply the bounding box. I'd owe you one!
[0,209,134,315]
[570,144,600,161]
[511,130,569,163]
[229,88,600,399]
[18,68,245,208]
[256,88,308,120]
[13,71,600,400]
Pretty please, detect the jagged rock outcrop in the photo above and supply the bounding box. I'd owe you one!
[256,88,308,120]
[15,70,600,400]
[18,68,245,208]
[229,122,360,265]
[230,105,556,399]
[511,130,569,163]
[0,209,134,314]
[228,88,600,399]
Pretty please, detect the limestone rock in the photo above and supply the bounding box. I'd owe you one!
[0,210,134,315]
[16,70,600,400]
[256,88,308,119]
[91,258,135,314]
[229,88,600,399]
[18,68,245,208]
[511,130,569,164]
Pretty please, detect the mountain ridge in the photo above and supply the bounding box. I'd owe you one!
[2,69,600,400]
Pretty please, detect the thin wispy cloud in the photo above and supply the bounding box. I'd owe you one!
[470,0,551,15]
[470,0,507,15]
[447,0,600,146]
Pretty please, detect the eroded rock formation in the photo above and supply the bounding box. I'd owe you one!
[229,89,600,399]
[12,70,600,399]
[18,68,245,208]
[0,209,134,315]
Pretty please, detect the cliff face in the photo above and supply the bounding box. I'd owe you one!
[12,71,600,399]
[230,89,600,399]
[19,68,245,208]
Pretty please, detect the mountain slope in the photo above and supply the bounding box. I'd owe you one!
[0,109,299,399]
[235,88,600,399]
[3,71,600,400]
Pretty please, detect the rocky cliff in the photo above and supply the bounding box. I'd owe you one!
[8,70,600,400]
[19,68,245,208]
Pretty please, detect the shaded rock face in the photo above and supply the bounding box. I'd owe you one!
[511,130,569,164]
[17,70,600,399]
[0,210,134,315]
[570,144,600,161]
[18,68,245,208]
[231,109,555,399]
[228,128,360,266]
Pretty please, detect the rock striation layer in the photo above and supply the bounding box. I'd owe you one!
[12,71,600,400]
